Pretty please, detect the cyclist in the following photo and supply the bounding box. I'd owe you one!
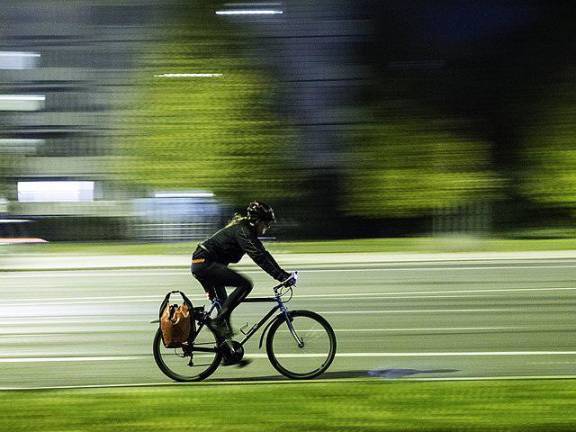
[191,201,295,339]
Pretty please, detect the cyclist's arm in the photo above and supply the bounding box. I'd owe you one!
[236,224,290,281]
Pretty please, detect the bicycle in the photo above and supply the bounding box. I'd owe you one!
[153,273,337,381]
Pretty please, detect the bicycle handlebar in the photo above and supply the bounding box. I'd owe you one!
[272,271,298,291]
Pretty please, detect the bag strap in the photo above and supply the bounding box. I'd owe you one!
[158,290,194,319]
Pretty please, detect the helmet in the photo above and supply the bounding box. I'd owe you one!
[246,201,275,223]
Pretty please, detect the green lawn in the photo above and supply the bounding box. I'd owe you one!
[6,236,576,256]
[1,380,575,431]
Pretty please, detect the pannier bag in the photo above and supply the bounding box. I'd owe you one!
[159,291,195,348]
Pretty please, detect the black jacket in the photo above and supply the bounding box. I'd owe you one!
[198,220,290,281]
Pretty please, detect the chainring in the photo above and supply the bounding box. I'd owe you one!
[222,340,244,364]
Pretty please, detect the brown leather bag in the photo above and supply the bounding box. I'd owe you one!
[159,291,195,348]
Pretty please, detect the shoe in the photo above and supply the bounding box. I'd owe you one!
[222,357,252,367]
[207,317,234,339]
[221,356,238,366]
[235,359,252,368]
[220,339,238,366]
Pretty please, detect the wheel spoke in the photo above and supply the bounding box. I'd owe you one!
[153,324,221,382]
[267,311,336,379]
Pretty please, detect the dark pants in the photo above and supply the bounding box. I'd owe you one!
[192,259,253,322]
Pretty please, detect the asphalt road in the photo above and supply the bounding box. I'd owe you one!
[1,257,575,389]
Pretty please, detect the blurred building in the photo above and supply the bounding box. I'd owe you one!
[132,192,223,242]
[0,1,174,240]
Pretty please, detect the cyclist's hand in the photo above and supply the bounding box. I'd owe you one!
[284,271,298,287]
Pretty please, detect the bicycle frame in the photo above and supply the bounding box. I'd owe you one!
[193,280,301,351]
[237,297,281,347]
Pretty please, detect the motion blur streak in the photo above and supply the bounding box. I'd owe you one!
[0,1,574,241]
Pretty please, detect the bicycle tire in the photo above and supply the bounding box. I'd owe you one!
[153,323,222,382]
[266,310,337,379]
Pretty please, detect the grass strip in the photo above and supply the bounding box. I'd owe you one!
[6,237,576,256]
[1,380,575,431]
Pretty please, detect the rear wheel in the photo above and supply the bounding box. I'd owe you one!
[266,310,336,379]
[153,323,222,382]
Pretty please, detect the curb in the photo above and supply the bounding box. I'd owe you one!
[2,251,576,272]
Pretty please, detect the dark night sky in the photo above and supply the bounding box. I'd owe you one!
[362,1,575,172]
[369,1,565,58]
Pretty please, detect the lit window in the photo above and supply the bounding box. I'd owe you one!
[17,181,95,203]
[0,51,40,70]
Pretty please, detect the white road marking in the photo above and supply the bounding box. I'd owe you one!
[295,265,576,272]
[294,287,576,298]
[0,318,151,325]
[318,308,530,314]
[0,356,145,363]
[0,306,564,323]
[1,286,575,306]
[3,375,576,391]
[1,351,575,363]
[284,326,574,333]
[0,382,193,391]
[1,263,576,278]
[4,325,568,336]
[252,352,576,358]
[0,308,545,321]
[406,375,576,382]
[0,299,169,305]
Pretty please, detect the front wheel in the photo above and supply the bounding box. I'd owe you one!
[266,310,337,379]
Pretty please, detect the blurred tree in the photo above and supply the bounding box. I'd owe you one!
[0,142,16,199]
[521,75,576,211]
[0,164,7,198]
[120,1,297,206]
[344,113,497,218]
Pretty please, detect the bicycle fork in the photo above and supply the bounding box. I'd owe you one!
[279,302,304,348]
